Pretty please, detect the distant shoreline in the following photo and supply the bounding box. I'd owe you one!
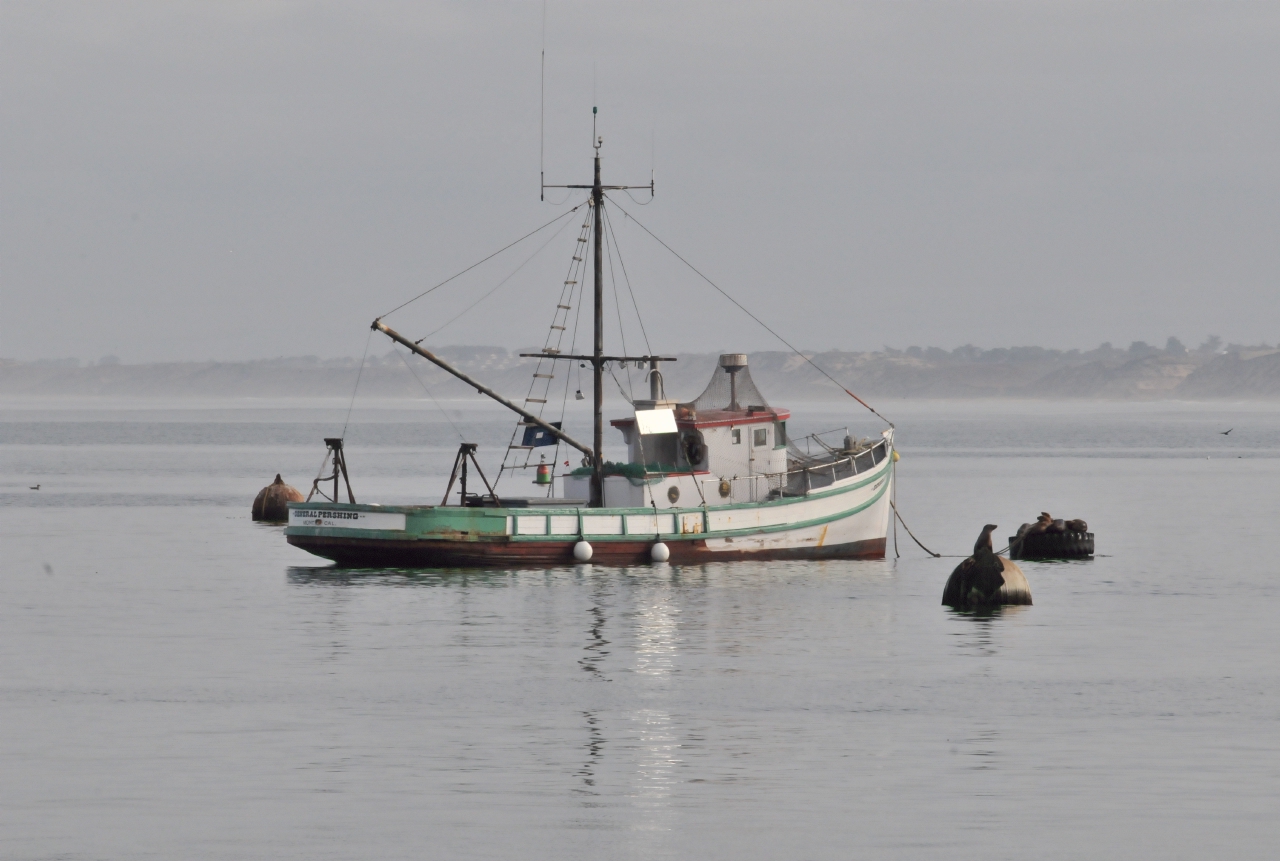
[3,344,1280,400]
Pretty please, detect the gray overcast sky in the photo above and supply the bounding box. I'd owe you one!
[3,1,1278,362]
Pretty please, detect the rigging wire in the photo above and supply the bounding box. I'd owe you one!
[394,346,466,443]
[621,188,654,206]
[562,259,589,470]
[607,363,634,404]
[416,212,580,341]
[496,206,593,488]
[379,203,583,319]
[340,328,374,439]
[601,205,634,400]
[602,203,652,355]
[605,195,894,428]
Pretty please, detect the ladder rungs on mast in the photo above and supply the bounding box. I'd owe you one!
[549,325,565,331]
[525,398,547,404]
[533,373,554,379]
[557,304,572,310]
[508,445,534,450]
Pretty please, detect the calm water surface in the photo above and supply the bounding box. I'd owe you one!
[2,398,1279,860]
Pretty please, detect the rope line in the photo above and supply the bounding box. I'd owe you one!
[602,203,652,355]
[602,206,635,401]
[395,346,466,443]
[891,462,900,559]
[890,501,941,558]
[380,203,584,318]
[606,195,893,428]
[417,214,579,342]
[340,328,374,439]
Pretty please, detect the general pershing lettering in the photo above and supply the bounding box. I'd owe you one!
[295,510,361,520]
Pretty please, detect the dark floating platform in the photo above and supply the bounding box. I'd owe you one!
[1008,531,1094,560]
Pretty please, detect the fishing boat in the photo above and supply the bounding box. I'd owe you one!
[285,131,895,567]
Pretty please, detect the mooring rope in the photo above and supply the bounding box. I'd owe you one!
[890,501,942,558]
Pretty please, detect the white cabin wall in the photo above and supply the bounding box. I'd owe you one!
[559,473,705,510]
[560,474,591,501]
[702,418,784,480]
[702,425,751,479]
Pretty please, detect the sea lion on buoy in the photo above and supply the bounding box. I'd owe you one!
[1066,518,1088,533]
[1023,512,1052,536]
[943,524,1033,610]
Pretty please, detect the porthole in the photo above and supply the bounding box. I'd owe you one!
[718,480,731,498]
[667,485,681,504]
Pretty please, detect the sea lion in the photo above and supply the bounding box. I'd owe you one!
[1066,518,1088,533]
[1047,518,1067,534]
[943,524,1033,610]
[1024,512,1052,536]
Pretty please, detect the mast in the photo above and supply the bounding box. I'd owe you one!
[537,107,658,507]
[591,117,605,506]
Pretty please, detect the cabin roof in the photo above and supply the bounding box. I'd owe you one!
[611,406,790,431]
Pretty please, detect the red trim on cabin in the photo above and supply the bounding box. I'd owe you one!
[611,408,790,432]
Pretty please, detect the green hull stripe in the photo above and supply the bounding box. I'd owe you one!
[286,457,893,544]
[287,464,891,545]
[512,470,890,543]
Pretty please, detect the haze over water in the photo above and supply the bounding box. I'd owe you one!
[3,398,1279,859]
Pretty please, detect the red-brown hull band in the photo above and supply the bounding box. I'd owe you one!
[287,534,887,568]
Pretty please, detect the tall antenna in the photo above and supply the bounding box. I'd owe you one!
[651,123,655,194]
[540,0,546,201]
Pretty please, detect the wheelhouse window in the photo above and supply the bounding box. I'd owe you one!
[753,427,768,448]
[775,421,786,447]
[731,428,741,444]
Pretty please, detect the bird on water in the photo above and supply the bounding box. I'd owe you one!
[29,484,40,490]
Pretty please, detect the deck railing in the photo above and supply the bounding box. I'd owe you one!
[702,438,889,503]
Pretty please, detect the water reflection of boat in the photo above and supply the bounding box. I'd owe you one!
[285,131,894,567]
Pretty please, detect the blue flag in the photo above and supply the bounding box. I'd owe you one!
[522,422,562,447]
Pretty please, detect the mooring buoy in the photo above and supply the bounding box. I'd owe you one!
[251,474,304,523]
[1009,511,1094,560]
[942,524,1033,610]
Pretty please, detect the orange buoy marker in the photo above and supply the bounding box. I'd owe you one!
[252,474,304,523]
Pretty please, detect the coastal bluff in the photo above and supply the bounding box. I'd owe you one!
[4,341,1279,401]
